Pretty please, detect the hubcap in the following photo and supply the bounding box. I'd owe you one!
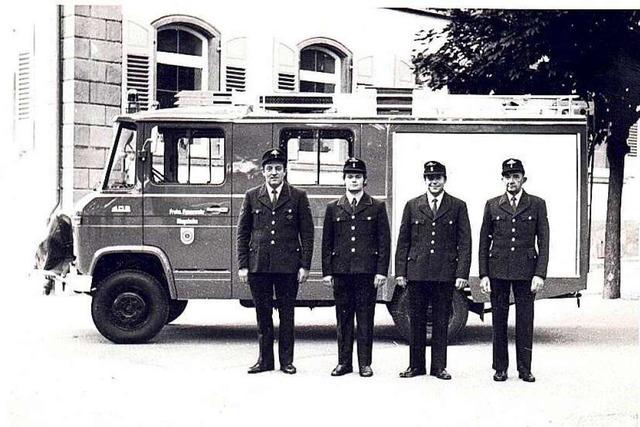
[112,292,148,329]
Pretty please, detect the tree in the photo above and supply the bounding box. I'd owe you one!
[413,10,640,298]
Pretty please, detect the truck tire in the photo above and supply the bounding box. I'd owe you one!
[387,286,469,344]
[91,270,169,344]
[167,300,188,324]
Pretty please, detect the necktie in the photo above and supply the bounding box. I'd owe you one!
[432,198,438,215]
[271,189,278,207]
[510,196,517,212]
[351,197,357,213]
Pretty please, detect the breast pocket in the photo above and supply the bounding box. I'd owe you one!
[252,209,266,229]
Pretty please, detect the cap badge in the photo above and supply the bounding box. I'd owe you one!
[506,159,517,167]
[271,149,279,155]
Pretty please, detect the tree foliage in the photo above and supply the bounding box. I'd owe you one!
[414,10,640,150]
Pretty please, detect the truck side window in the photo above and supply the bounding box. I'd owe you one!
[105,124,137,190]
[282,129,353,185]
[150,126,225,185]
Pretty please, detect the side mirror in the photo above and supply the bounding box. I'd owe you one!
[138,138,154,162]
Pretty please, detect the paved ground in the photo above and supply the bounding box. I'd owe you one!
[3,281,638,427]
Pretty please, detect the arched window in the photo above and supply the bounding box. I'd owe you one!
[298,39,352,94]
[152,16,221,109]
[156,26,208,108]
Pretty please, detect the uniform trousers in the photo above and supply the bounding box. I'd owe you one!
[248,273,299,367]
[408,281,454,373]
[332,274,377,368]
[490,279,535,374]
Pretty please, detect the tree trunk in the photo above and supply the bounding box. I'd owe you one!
[603,139,626,299]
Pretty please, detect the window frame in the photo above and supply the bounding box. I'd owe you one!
[147,124,227,187]
[280,127,354,187]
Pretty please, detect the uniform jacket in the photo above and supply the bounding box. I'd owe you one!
[237,182,314,273]
[479,191,550,280]
[395,192,472,282]
[321,193,391,277]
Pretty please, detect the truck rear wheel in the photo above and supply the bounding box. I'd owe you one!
[91,270,169,344]
[387,286,469,344]
[167,300,188,324]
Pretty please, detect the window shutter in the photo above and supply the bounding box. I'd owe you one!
[627,120,638,157]
[14,24,34,153]
[224,37,247,92]
[355,55,374,89]
[123,20,155,111]
[274,41,298,92]
[394,57,415,88]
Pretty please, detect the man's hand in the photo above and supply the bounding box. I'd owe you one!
[373,274,387,288]
[480,276,491,294]
[298,268,309,284]
[531,275,544,293]
[322,275,334,288]
[395,276,407,288]
[455,278,468,290]
[238,268,248,284]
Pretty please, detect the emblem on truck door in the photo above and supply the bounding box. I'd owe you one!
[180,227,195,245]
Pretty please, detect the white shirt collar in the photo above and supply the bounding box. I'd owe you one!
[426,191,444,205]
[507,189,523,206]
[267,183,284,199]
[346,191,364,205]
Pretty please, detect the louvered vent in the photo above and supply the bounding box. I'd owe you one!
[628,121,638,157]
[375,87,413,115]
[225,66,246,92]
[126,54,150,110]
[277,73,296,91]
[16,52,31,120]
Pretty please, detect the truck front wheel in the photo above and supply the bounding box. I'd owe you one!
[167,300,188,324]
[387,285,469,344]
[91,270,169,344]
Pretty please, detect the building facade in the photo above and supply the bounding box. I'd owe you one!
[7,5,639,276]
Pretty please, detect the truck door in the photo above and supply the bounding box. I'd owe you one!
[143,122,233,299]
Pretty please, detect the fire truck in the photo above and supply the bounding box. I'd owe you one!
[36,89,590,344]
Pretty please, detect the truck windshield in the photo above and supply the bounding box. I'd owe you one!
[105,123,137,190]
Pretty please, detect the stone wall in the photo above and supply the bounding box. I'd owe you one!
[61,5,122,205]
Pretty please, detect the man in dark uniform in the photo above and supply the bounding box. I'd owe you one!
[321,158,391,378]
[237,148,314,375]
[395,161,472,380]
[479,158,549,383]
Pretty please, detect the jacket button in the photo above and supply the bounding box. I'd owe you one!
[511,237,515,242]
[351,236,356,241]
[432,222,436,226]
[512,218,516,223]
[351,215,355,219]
[270,240,275,245]
[511,228,516,233]
[415,220,420,224]
[511,247,515,251]
[351,226,355,230]
[431,240,435,244]
[272,212,276,216]
[271,220,275,225]
[430,249,435,254]
[351,248,356,253]
[431,231,435,236]
[271,230,275,234]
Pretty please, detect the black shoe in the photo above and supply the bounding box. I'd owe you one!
[280,364,297,375]
[493,370,508,382]
[519,371,536,382]
[331,364,353,376]
[247,362,274,374]
[431,369,452,380]
[359,366,373,377]
[399,367,427,378]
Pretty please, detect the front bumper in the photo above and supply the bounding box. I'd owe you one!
[37,264,93,295]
